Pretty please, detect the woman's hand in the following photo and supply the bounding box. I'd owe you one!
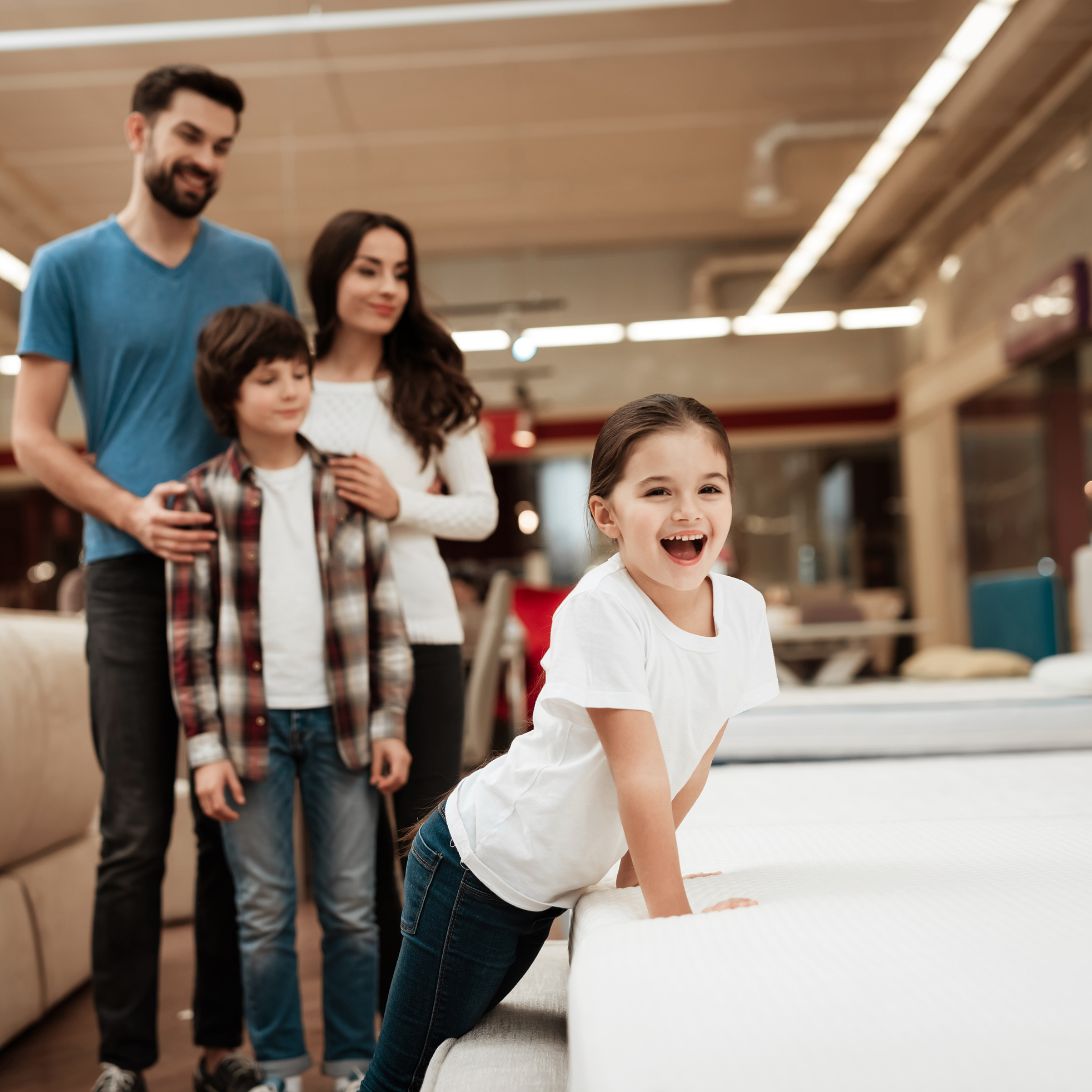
[371,738,412,794]
[330,455,400,520]
[195,759,245,822]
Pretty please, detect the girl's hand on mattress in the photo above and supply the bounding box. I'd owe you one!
[683,871,722,880]
[702,897,758,913]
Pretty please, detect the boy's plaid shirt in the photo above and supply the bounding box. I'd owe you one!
[167,438,413,781]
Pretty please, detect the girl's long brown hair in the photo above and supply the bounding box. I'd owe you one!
[307,210,483,467]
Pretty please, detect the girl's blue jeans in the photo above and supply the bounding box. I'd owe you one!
[220,706,380,1080]
[361,806,564,1092]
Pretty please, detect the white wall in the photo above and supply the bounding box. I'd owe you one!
[421,243,903,416]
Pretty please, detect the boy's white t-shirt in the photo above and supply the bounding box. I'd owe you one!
[447,554,779,911]
[252,455,331,709]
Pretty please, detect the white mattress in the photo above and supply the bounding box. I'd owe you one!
[719,677,1092,761]
[568,753,1092,1092]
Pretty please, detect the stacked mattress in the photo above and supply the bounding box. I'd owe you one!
[568,751,1092,1092]
[718,677,1092,761]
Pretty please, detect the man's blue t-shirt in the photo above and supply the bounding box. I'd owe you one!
[17,216,296,563]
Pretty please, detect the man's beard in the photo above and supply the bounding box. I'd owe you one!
[143,159,217,219]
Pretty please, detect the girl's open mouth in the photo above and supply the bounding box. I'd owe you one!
[660,533,706,564]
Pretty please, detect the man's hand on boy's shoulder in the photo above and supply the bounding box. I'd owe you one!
[122,480,216,563]
[195,759,246,822]
[370,738,412,794]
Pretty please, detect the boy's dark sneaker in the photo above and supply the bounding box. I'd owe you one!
[194,1054,266,1092]
[91,1065,147,1092]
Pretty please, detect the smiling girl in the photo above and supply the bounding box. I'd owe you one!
[360,393,780,1092]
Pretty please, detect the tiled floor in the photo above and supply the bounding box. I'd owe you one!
[0,907,331,1092]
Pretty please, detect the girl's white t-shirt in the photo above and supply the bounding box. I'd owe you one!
[302,377,498,645]
[447,554,780,911]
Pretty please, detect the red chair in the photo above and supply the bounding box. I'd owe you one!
[512,583,573,710]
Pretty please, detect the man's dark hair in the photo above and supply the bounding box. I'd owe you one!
[195,304,312,438]
[132,65,245,120]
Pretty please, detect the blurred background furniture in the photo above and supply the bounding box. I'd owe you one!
[900,645,1031,680]
[55,567,86,614]
[0,609,264,1045]
[498,614,528,740]
[969,569,1068,661]
[720,675,1091,763]
[462,570,516,769]
[850,588,907,676]
[766,585,919,685]
[511,583,572,710]
[0,611,99,1047]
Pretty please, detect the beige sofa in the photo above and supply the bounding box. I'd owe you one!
[0,610,198,1046]
[0,608,297,1047]
[0,610,100,1046]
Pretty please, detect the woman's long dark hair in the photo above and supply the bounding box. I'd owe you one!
[308,210,482,466]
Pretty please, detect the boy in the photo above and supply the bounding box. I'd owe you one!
[167,303,413,1092]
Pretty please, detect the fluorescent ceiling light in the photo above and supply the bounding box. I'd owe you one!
[522,323,625,347]
[734,311,838,335]
[839,305,924,329]
[946,1,1013,64]
[1,354,21,376]
[0,248,30,291]
[626,317,730,342]
[912,56,967,109]
[459,305,921,352]
[828,173,875,215]
[855,141,902,183]
[0,0,729,53]
[452,329,511,352]
[878,101,932,150]
[747,0,1019,316]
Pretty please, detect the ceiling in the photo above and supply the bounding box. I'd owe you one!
[1,0,1090,337]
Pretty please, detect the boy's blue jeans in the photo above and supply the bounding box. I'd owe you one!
[362,806,564,1092]
[220,707,380,1079]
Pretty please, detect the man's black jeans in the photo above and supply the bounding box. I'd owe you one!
[375,643,466,1009]
[86,553,242,1072]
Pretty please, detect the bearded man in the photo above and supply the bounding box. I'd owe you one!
[13,65,295,1092]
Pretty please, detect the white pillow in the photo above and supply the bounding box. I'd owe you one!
[1030,653,1092,693]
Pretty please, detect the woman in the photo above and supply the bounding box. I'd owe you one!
[302,210,498,1002]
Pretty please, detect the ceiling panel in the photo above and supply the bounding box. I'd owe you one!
[1,0,1088,326]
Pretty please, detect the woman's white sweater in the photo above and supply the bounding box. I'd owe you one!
[303,377,498,645]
